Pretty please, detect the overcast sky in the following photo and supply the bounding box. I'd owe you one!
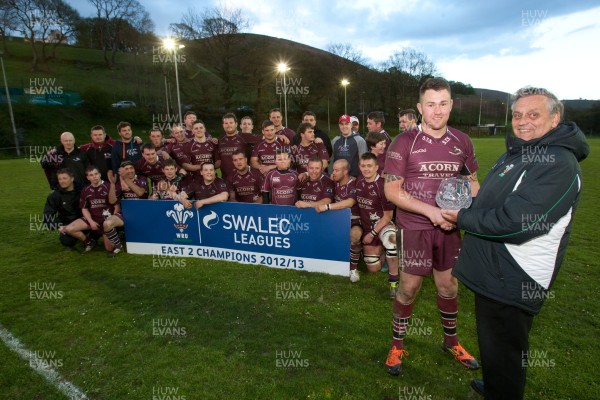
[72,0,600,100]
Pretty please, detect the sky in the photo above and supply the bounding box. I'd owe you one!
[71,0,600,100]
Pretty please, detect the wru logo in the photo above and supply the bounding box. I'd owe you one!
[166,203,194,233]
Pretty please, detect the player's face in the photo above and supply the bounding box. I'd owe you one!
[372,140,386,155]
[301,128,315,143]
[60,134,75,151]
[86,169,101,185]
[366,118,379,133]
[172,126,184,142]
[512,95,560,142]
[270,112,283,128]
[263,125,276,141]
[339,121,352,136]
[119,126,133,140]
[240,119,253,133]
[359,159,378,179]
[302,115,316,127]
[307,161,323,181]
[232,153,248,171]
[417,89,453,132]
[149,131,163,146]
[399,116,412,132]
[201,164,216,182]
[122,165,135,179]
[90,129,105,144]
[222,118,237,135]
[275,153,291,170]
[143,148,157,163]
[163,165,177,179]
[331,163,347,182]
[57,173,74,190]
[193,123,206,139]
[184,114,196,128]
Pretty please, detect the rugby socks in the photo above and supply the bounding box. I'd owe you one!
[438,293,459,347]
[391,299,414,349]
[350,243,361,271]
[388,273,399,283]
[105,228,121,247]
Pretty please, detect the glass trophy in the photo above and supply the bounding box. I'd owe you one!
[435,177,472,210]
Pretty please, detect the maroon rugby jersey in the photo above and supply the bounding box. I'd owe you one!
[183,139,218,176]
[168,141,190,167]
[262,169,299,206]
[354,174,393,231]
[298,174,334,202]
[134,157,165,187]
[184,177,229,201]
[217,134,248,180]
[115,176,148,200]
[291,142,328,173]
[276,127,296,142]
[227,167,263,203]
[80,181,114,220]
[252,139,289,167]
[384,127,478,230]
[335,177,360,219]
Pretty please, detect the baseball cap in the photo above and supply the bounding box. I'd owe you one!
[350,116,359,124]
[120,160,134,168]
[338,114,351,123]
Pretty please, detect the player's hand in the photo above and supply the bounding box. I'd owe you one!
[314,138,323,144]
[441,209,459,224]
[89,220,100,231]
[211,138,218,145]
[134,136,142,144]
[160,151,170,160]
[108,174,117,185]
[277,134,290,144]
[298,172,308,183]
[362,234,374,245]
[181,199,193,209]
[315,204,326,213]
[194,200,204,209]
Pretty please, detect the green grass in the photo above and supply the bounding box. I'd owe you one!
[0,139,598,399]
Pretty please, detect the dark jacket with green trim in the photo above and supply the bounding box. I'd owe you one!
[453,122,589,314]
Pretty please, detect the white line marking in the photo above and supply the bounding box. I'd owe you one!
[0,323,88,399]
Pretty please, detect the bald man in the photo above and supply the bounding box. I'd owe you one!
[41,132,88,189]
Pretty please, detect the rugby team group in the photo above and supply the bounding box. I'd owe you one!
[41,77,588,399]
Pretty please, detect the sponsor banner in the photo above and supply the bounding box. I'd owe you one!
[121,200,350,276]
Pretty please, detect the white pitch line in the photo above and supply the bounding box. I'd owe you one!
[0,323,88,399]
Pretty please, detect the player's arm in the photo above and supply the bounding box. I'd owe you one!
[81,208,99,230]
[123,176,147,198]
[250,156,261,170]
[372,210,393,234]
[195,191,229,209]
[228,189,237,202]
[384,174,452,229]
[182,162,201,173]
[108,177,118,204]
[42,193,59,230]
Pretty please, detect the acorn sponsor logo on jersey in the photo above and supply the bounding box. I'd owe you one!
[417,162,460,172]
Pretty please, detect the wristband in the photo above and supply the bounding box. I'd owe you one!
[371,229,378,237]
[326,204,331,211]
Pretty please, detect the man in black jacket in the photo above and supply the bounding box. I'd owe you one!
[41,132,87,189]
[43,168,83,249]
[442,87,589,399]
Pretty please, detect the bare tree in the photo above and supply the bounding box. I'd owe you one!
[88,0,151,68]
[326,42,366,65]
[170,5,250,108]
[383,48,438,80]
[8,0,54,70]
[48,0,80,59]
[0,0,17,54]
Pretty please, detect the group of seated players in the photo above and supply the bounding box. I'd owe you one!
[42,109,399,292]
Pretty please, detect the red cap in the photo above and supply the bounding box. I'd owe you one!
[338,114,351,123]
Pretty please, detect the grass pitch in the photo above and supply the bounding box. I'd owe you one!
[0,138,598,399]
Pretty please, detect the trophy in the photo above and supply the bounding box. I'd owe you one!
[435,177,472,210]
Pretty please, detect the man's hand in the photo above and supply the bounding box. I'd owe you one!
[441,209,459,224]
[362,232,374,245]
[428,208,455,231]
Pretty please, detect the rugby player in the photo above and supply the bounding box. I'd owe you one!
[148,128,171,159]
[62,166,122,256]
[291,122,329,175]
[182,120,219,177]
[83,125,114,182]
[251,120,288,176]
[239,116,259,159]
[366,111,392,145]
[111,121,142,173]
[269,108,295,142]
[150,159,186,200]
[183,111,197,139]
[178,162,229,209]
[297,111,333,157]
[135,144,166,194]
[43,168,83,249]
[167,124,191,172]
[217,113,260,180]
[383,77,480,375]
[355,153,398,295]
[227,150,263,203]
[295,156,334,209]
[398,109,418,133]
[262,150,299,206]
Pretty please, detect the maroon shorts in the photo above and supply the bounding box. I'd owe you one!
[398,229,461,276]
[80,216,106,235]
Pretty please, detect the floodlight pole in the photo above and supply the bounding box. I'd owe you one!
[173,45,182,124]
[0,52,19,156]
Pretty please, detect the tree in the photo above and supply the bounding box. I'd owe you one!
[326,42,366,65]
[170,5,250,109]
[48,0,80,59]
[88,0,152,68]
[0,0,17,55]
